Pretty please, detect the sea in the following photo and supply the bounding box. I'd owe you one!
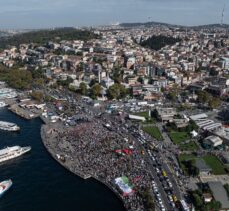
[0,108,125,211]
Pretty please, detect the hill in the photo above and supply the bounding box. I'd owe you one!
[120,21,229,30]
[0,28,100,49]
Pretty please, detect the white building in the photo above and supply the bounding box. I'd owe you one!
[203,136,223,148]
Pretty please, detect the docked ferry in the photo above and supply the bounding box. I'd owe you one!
[0,88,17,99]
[0,146,31,163]
[0,179,13,197]
[0,121,20,131]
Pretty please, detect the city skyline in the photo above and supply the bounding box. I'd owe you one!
[0,0,228,29]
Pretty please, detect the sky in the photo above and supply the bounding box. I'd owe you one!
[0,0,228,29]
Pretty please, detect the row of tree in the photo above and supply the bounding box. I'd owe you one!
[191,189,221,211]
[0,65,46,90]
[197,90,221,109]
[76,82,129,100]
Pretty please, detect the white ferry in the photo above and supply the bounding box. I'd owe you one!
[0,121,20,131]
[0,179,13,197]
[0,101,7,108]
[0,146,31,163]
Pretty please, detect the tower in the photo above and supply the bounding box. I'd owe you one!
[221,4,226,25]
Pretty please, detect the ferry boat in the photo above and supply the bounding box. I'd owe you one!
[0,146,31,163]
[0,101,7,108]
[0,121,20,131]
[0,179,13,197]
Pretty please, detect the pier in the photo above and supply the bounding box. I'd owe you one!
[9,104,41,120]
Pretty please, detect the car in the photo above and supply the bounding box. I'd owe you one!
[153,188,158,192]
[156,193,161,198]
[168,195,173,202]
[172,195,177,202]
[171,202,176,208]
[168,182,173,188]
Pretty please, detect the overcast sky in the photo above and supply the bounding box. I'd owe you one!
[0,0,228,29]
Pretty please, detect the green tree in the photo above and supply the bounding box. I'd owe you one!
[167,91,177,101]
[197,91,211,104]
[30,91,44,102]
[90,83,102,98]
[208,97,221,109]
[107,83,127,99]
[7,69,33,89]
[79,82,88,95]
[111,66,123,83]
[137,77,144,84]
[193,193,203,208]
[57,77,73,87]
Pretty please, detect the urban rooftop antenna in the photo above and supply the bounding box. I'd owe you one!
[221,4,226,25]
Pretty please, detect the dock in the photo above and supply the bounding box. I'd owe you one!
[9,104,41,120]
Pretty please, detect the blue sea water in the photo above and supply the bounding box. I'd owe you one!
[0,108,125,211]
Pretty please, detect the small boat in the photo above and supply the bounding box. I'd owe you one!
[0,121,20,131]
[0,179,13,197]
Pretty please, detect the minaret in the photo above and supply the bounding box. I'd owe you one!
[107,74,110,88]
[98,69,101,83]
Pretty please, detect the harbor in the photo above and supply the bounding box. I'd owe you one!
[0,108,126,211]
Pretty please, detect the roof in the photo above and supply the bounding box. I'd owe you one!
[190,113,208,121]
[195,159,211,172]
[208,181,229,209]
[204,136,223,145]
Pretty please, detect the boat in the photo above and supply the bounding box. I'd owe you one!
[0,146,31,163]
[0,121,20,131]
[0,101,7,108]
[0,179,13,197]
[0,88,17,99]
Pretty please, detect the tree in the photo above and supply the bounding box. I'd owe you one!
[205,201,221,211]
[140,35,181,51]
[79,82,88,95]
[90,83,102,98]
[57,77,73,87]
[186,120,198,133]
[192,193,203,208]
[112,66,123,83]
[137,77,144,84]
[197,91,211,104]
[107,83,127,99]
[208,97,221,109]
[7,69,33,90]
[30,91,44,102]
[167,91,177,101]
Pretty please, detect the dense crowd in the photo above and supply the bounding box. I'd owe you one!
[49,118,153,211]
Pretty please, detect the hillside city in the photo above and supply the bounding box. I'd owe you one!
[0,24,229,211]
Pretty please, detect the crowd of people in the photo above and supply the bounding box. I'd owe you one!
[46,116,154,211]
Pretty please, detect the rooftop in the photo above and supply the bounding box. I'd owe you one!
[208,181,229,209]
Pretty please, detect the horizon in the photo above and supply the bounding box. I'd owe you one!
[0,0,228,29]
[1,21,229,31]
